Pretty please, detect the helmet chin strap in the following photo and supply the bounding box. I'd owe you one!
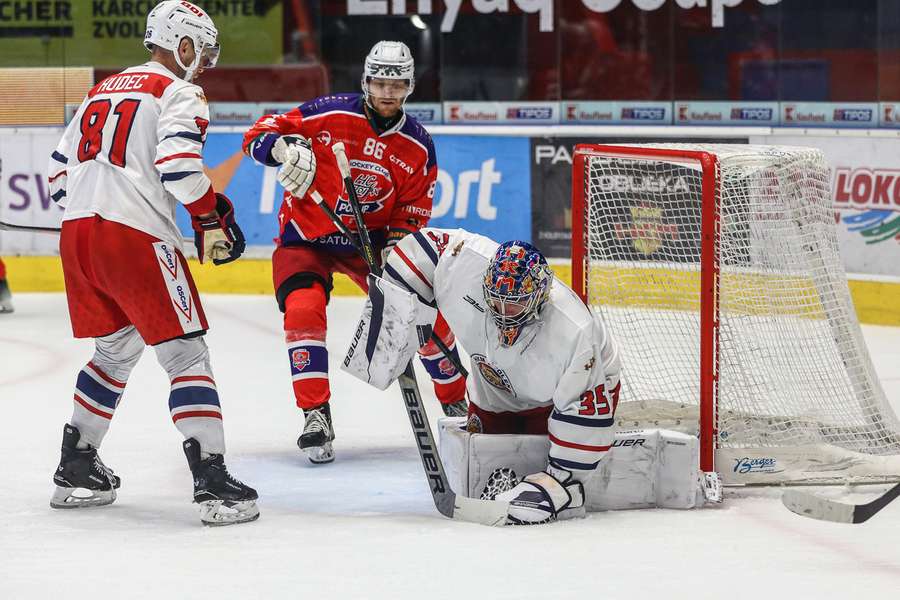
[174,38,202,81]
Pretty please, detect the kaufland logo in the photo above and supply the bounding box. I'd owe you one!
[731,108,773,120]
[621,107,665,121]
[448,105,498,122]
[565,104,612,121]
[783,105,825,123]
[834,108,873,122]
[884,105,898,124]
[506,106,553,120]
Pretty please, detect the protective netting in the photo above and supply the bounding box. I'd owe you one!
[578,144,900,484]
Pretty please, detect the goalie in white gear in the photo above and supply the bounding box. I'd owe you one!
[343,228,622,524]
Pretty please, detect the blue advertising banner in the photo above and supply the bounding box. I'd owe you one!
[180,133,532,248]
[429,135,531,241]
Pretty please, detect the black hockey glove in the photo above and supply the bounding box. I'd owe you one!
[191,193,246,265]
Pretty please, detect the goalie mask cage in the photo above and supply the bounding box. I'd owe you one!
[572,143,900,485]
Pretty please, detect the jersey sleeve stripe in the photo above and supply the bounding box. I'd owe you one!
[548,434,611,453]
[394,246,433,290]
[383,263,434,306]
[411,231,439,265]
[160,171,201,182]
[51,190,66,202]
[162,131,203,143]
[48,170,67,183]
[155,152,202,165]
[550,409,614,428]
[51,151,68,164]
[247,132,280,166]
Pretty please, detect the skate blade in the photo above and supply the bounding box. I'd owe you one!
[198,499,260,527]
[302,442,334,464]
[50,485,116,509]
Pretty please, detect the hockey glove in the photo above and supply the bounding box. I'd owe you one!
[191,193,246,265]
[381,228,409,266]
[274,136,316,198]
[496,464,585,525]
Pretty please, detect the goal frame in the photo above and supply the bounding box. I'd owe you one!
[571,144,723,474]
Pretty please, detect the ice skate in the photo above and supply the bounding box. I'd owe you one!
[297,402,335,464]
[0,278,13,314]
[183,438,259,526]
[50,424,120,509]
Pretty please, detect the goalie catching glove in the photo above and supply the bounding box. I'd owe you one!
[272,135,316,198]
[191,192,246,265]
[496,464,586,525]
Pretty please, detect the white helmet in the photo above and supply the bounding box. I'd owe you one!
[361,41,415,105]
[144,1,220,81]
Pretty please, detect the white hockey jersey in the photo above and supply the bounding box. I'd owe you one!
[383,228,622,474]
[48,61,217,249]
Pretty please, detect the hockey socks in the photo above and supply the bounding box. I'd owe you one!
[70,361,127,446]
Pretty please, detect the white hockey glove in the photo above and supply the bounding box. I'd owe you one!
[496,464,585,525]
[274,135,316,198]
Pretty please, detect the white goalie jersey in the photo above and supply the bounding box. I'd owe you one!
[47,61,217,249]
[349,228,622,475]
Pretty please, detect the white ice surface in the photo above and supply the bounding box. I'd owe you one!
[1,294,899,599]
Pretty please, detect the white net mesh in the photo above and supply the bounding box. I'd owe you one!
[578,144,900,484]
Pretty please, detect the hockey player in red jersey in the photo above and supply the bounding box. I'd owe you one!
[243,41,467,464]
[0,258,12,313]
[46,1,257,526]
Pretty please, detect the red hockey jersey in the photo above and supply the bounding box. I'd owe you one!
[243,94,437,248]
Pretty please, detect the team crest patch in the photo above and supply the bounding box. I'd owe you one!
[470,354,515,395]
[291,348,311,371]
[466,413,483,433]
[438,357,456,377]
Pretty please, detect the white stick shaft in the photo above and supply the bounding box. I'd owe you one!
[331,142,351,179]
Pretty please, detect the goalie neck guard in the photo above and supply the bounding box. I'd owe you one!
[144,1,220,82]
[482,241,552,346]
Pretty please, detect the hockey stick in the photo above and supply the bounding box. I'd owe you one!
[782,482,900,524]
[331,142,506,526]
[0,221,61,234]
[310,182,468,379]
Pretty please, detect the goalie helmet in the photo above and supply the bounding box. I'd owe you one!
[361,41,415,106]
[482,241,552,346]
[144,1,220,82]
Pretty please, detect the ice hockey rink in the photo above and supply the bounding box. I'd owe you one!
[2,293,899,599]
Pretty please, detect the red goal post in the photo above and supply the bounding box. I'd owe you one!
[571,142,900,485]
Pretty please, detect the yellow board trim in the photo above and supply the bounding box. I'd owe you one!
[3,256,898,326]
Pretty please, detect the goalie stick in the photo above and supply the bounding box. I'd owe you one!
[782,482,900,524]
[309,184,468,379]
[331,142,506,526]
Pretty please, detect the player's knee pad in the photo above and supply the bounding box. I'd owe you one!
[91,325,145,382]
[154,336,213,380]
[283,284,328,341]
[276,272,332,313]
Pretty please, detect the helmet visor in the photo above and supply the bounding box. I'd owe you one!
[199,43,220,69]
[365,77,411,100]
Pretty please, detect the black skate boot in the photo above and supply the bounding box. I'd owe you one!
[183,438,259,526]
[51,424,120,509]
[441,399,468,417]
[0,278,13,314]
[297,402,335,464]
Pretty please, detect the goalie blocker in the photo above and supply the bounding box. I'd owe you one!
[438,419,723,511]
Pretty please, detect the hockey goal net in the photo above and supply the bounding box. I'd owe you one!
[572,143,900,485]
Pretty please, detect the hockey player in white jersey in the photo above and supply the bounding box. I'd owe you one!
[345,228,621,525]
[46,1,257,526]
